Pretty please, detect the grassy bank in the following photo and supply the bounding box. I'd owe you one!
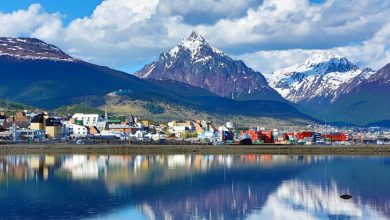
[0,144,390,155]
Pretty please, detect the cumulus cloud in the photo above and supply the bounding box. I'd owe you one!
[0,4,62,37]
[59,0,166,65]
[1,0,390,73]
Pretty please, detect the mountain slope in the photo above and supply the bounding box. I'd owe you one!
[135,32,283,101]
[323,64,390,125]
[0,37,173,108]
[105,79,314,120]
[76,79,317,128]
[267,52,374,104]
[0,56,162,108]
[0,37,316,124]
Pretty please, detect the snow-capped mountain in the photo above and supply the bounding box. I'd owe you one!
[266,51,375,104]
[0,37,75,62]
[135,32,282,101]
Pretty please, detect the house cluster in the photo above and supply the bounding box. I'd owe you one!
[217,124,390,145]
[0,110,215,143]
[0,111,146,142]
[0,110,389,145]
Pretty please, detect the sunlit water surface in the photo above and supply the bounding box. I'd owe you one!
[0,154,389,220]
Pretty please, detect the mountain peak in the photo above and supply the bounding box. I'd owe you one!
[299,51,359,74]
[167,31,223,60]
[304,51,344,66]
[180,31,208,53]
[188,31,205,42]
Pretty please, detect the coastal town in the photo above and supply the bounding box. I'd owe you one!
[0,110,389,146]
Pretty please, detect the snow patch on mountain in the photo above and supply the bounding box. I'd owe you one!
[0,37,76,62]
[166,31,224,62]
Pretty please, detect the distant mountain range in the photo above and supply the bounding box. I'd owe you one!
[134,33,390,126]
[1,34,389,126]
[0,37,312,124]
[266,51,390,125]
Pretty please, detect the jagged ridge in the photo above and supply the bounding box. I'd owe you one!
[135,31,283,101]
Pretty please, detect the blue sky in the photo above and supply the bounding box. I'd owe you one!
[0,0,102,24]
[0,0,389,73]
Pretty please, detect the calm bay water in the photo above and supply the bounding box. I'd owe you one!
[0,154,389,220]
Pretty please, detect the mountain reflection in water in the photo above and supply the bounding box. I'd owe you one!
[0,154,389,220]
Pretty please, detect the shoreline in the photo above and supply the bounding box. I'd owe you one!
[0,144,390,155]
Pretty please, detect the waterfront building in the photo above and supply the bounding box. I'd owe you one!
[45,117,63,139]
[71,113,98,126]
[31,114,64,139]
[66,124,89,138]
[70,113,107,131]
[30,114,45,130]
[17,129,45,141]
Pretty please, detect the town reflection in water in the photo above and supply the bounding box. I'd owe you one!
[0,154,389,220]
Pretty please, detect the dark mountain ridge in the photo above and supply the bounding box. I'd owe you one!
[317,63,390,125]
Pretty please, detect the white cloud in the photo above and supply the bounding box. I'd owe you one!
[66,0,159,39]
[45,0,184,67]
[0,4,62,37]
[31,18,63,40]
[0,0,390,74]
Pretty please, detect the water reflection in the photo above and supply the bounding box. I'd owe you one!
[248,180,388,220]
[0,154,389,220]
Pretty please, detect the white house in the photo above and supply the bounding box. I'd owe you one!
[66,123,89,137]
[71,113,106,131]
[72,114,97,126]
